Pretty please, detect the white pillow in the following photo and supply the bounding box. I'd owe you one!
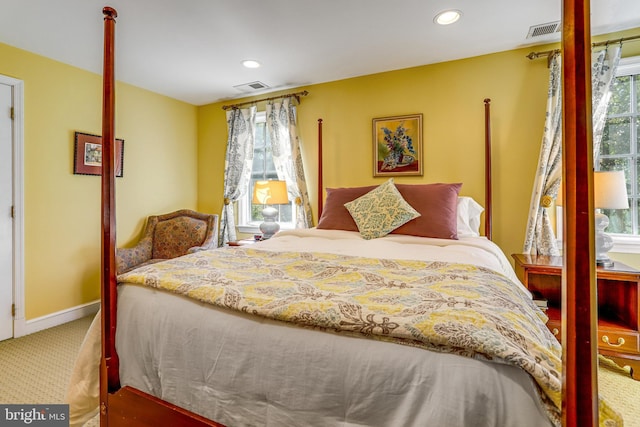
[457,197,484,238]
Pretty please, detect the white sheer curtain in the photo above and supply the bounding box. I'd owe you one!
[523,46,622,255]
[266,98,313,228]
[592,45,622,158]
[219,107,256,246]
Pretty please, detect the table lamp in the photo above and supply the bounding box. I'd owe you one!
[594,170,629,267]
[555,171,628,267]
[252,180,289,239]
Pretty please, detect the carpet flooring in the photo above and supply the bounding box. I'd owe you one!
[0,316,638,426]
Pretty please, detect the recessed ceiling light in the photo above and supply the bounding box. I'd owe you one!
[241,59,261,69]
[434,10,462,25]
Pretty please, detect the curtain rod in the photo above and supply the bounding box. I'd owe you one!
[526,33,640,60]
[221,90,309,110]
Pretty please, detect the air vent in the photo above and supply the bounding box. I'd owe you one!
[526,21,561,39]
[233,81,270,92]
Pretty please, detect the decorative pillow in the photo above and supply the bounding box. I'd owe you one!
[457,196,484,238]
[343,179,420,240]
[317,186,376,231]
[318,182,463,239]
[392,183,461,239]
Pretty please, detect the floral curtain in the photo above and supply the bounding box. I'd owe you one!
[266,98,313,228]
[523,46,622,255]
[219,106,256,246]
[523,54,563,256]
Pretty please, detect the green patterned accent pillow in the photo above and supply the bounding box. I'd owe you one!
[344,178,420,240]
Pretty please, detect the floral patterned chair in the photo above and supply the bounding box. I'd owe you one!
[116,209,219,274]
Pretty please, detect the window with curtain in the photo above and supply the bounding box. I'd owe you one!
[596,55,640,249]
[237,111,296,233]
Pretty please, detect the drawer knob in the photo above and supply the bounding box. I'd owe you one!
[552,328,559,336]
[601,335,625,347]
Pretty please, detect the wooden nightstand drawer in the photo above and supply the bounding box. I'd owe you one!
[598,330,639,353]
[547,318,562,342]
[545,320,639,353]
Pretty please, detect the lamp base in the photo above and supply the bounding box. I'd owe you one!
[596,258,615,268]
[259,206,280,240]
[595,211,615,269]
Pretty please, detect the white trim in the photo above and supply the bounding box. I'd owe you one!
[608,55,640,252]
[237,224,261,235]
[0,75,24,339]
[13,300,100,337]
[616,56,640,76]
[610,234,640,254]
[237,222,294,235]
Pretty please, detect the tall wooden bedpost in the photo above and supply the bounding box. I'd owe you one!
[100,6,119,425]
[484,99,492,240]
[317,118,323,222]
[561,0,598,425]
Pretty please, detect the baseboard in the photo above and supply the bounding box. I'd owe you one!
[13,300,100,338]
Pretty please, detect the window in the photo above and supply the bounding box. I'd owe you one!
[597,56,640,251]
[237,112,295,233]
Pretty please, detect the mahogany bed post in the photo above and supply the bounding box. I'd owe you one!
[317,118,323,222]
[484,99,492,240]
[100,6,119,425]
[561,0,598,425]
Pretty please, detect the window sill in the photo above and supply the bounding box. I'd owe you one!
[237,224,294,235]
[556,234,640,254]
[610,234,640,254]
[237,225,260,235]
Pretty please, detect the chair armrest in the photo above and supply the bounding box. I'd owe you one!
[116,238,152,274]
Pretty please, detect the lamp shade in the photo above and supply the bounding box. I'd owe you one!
[555,171,629,209]
[252,180,289,205]
[594,171,629,210]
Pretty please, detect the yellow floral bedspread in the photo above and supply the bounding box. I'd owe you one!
[119,248,622,427]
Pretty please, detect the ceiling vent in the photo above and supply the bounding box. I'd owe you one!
[526,21,561,39]
[233,81,270,92]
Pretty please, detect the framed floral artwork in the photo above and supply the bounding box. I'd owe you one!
[73,131,125,177]
[373,114,423,176]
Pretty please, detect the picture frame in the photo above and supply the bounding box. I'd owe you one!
[373,114,423,176]
[73,132,125,177]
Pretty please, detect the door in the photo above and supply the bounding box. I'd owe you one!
[0,82,13,340]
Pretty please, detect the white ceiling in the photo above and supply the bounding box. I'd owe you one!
[1,0,639,106]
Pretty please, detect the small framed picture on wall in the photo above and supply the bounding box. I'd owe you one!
[373,114,423,177]
[73,131,125,177]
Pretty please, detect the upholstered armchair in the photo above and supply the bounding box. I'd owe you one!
[116,209,219,274]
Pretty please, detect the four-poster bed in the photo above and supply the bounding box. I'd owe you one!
[92,2,615,426]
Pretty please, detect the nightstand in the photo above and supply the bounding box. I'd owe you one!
[512,253,640,380]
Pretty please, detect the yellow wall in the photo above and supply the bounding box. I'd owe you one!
[0,42,199,319]
[198,28,640,270]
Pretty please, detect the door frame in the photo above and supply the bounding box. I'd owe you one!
[0,75,24,338]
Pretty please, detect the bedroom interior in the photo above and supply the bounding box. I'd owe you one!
[1,0,640,426]
[0,2,638,330]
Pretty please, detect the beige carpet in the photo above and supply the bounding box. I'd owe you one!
[0,316,638,426]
